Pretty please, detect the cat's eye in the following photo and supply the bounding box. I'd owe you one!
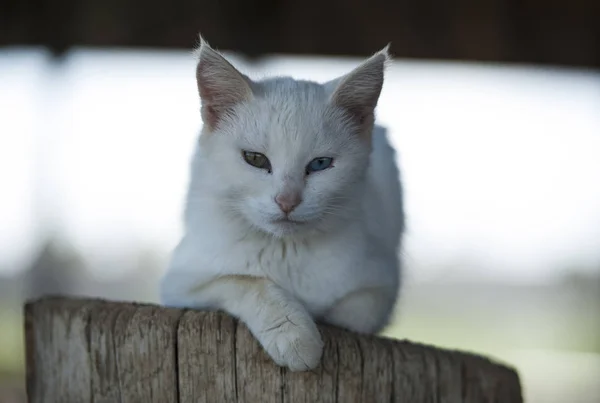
[306,157,334,174]
[242,151,272,172]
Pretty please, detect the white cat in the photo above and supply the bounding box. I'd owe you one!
[160,37,404,371]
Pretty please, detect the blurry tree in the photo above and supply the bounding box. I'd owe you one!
[1,0,598,68]
[23,237,85,301]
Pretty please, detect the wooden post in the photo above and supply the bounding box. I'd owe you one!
[24,297,523,403]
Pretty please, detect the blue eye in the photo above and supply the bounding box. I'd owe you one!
[306,157,333,174]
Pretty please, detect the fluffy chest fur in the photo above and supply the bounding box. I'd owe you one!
[232,233,366,315]
[179,217,379,316]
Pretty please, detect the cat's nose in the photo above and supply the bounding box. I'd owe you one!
[275,192,302,214]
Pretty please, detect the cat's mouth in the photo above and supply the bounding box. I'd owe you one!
[273,217,304,225]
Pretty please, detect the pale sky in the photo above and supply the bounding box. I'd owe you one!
[1,48,599,282]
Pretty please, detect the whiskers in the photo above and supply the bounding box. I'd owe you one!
[320,206,352,218]
[186,191,358,239]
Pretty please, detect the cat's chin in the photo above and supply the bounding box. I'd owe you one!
[261,218,309,238]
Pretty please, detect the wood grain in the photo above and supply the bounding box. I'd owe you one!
[25,297,523,403]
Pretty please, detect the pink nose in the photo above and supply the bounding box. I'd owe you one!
[275,193,302,214]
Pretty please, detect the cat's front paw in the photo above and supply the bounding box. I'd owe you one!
[261,313,323,371]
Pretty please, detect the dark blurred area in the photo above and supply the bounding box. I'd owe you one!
[2,0,600,67]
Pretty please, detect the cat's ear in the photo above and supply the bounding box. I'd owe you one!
[194,36,254,131]
[326,45,390,134]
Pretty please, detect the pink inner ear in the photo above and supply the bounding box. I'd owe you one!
[197,68,216,102]
[197,71,227,130]
[201,104,218,130]
[196,60,252,131]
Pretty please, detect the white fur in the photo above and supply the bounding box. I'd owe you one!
[160,39,404,371]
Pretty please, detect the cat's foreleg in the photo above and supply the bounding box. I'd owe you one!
[161,273,323,371]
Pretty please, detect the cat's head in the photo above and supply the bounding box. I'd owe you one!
[191,37,389,238]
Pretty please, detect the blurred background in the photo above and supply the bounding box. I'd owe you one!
[1,0,599,402]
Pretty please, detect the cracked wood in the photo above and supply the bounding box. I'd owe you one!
[25,297,523,403]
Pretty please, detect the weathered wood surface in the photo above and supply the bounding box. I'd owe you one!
[25,297,523,403]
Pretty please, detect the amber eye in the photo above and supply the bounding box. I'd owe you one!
[242,151,272,173]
